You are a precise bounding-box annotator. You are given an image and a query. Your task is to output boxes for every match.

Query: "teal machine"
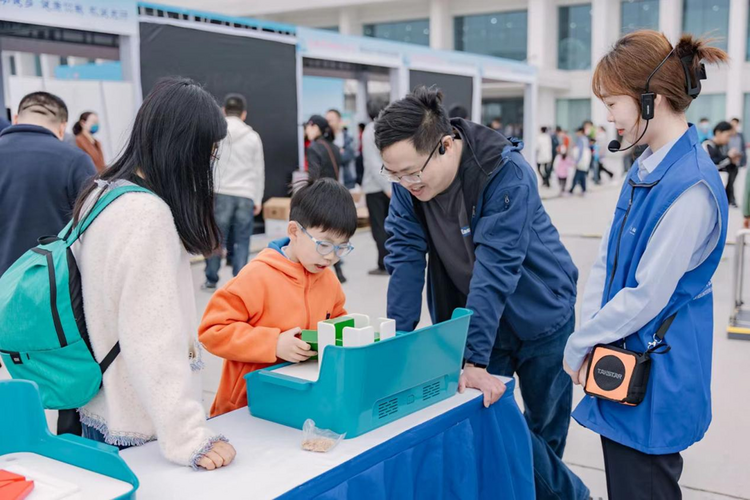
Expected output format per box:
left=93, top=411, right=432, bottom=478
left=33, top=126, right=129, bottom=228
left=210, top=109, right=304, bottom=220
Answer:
left=0, top=380, right=139, bottom=498
left=246, top=308, right=472, bottom=438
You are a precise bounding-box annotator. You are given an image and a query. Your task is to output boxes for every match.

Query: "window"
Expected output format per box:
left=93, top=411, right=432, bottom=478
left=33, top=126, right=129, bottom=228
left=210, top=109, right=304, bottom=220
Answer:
left=9, top=55, right=17, bottom=76
left=556, top=98, right=591, bottom=134
left=34, top=55, right=42, bottom=77
left=683, top=0, right=730, bottom=51
left=621, top=0, right=659, bottom=34
left=744, top=94, right=750, bottom=131
left=320, top=26, right=339, bottom=32
left=558, top=4, right=592, bottom=70
left=685, top=93, right=726, bottom=127
left=363, top=19, right=430, bottom=46
left=454, top=11, right=528, bottom=61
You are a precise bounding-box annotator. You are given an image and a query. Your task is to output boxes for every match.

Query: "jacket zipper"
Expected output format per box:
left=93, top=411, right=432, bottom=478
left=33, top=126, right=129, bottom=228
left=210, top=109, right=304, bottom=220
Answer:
left=605, top=183, right=636, bottom=303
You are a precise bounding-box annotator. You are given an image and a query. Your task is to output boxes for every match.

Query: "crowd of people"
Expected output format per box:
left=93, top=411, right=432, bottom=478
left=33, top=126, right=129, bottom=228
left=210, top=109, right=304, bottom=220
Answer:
left=535, top=114, right=750, bottom=213
left=0, top=27, right=739, bottom=500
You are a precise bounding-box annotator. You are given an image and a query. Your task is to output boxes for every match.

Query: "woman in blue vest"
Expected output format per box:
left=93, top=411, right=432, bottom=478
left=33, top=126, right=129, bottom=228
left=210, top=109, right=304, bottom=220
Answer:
left=563, top=31, right=729, bottom=498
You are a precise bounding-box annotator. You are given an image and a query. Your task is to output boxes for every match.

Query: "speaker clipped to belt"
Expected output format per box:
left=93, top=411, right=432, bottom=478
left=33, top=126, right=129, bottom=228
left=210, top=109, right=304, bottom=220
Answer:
left=584, top=314, right=676, bottom=406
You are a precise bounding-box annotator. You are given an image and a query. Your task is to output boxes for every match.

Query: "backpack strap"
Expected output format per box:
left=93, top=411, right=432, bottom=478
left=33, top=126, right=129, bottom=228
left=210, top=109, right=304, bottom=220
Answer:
left=64, top=185, right=154, bottom=245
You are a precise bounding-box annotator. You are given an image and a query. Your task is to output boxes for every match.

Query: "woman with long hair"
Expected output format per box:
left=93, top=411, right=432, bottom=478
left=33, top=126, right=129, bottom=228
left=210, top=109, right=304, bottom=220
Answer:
left=71, top=77, right=236, bottom=470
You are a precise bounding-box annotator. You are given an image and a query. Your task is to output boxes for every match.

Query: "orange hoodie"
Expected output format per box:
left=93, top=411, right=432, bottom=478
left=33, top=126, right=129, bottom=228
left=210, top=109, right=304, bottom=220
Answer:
left=199, top=245, right=347, bottom=417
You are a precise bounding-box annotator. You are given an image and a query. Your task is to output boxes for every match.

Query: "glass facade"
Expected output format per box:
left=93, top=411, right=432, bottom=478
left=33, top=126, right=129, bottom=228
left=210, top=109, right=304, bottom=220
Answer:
left=556, top=98, right=591, bottom=134
left=363, top=19, right=430, bottom=46
left=558, top=4, right=592, bottom=70
left=685, top=93, right=726, bottom=127
left=744, top=94, right=750, bottom=132
left=621, top=0, right=660, bottom=34
left=682, top=0, right=730, bottom=51
left=454, top=11, right=528, bottom=61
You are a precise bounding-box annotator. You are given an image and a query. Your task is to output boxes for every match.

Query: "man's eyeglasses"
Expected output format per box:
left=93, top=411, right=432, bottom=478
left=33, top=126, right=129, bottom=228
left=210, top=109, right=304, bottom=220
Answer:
left=380, top=138, right=443, bottom=184
left=297, top=223, right=354, bottom=257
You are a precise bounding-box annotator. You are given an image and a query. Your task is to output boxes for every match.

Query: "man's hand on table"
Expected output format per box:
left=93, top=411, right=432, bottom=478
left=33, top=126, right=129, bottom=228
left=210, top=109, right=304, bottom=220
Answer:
left=197, top=441, right=236, bottom=471
left=459, top=364, right=506, bottom=408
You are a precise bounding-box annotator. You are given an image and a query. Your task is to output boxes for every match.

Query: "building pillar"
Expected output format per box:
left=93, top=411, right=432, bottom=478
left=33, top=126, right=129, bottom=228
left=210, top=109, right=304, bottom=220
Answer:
left=727, top=0, right=748, bottom=120
left=659, top=0, right=682, bottom=43
left=429, top=0, right=452, bottom=50
left=591, top=0, right=620, bottom=126
left=527, top=0, right=555, bottom=70
left=338, top=7, right=362, bottom=37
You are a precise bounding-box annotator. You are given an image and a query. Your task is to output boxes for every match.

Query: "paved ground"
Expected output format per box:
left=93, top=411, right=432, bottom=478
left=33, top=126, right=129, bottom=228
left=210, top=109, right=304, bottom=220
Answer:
left=194, top=160, right=750, bottom=499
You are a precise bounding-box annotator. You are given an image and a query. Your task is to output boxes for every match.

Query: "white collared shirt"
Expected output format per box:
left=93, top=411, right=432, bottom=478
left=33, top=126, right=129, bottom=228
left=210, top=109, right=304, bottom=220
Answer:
left=564, top=138, right=721, bottom=370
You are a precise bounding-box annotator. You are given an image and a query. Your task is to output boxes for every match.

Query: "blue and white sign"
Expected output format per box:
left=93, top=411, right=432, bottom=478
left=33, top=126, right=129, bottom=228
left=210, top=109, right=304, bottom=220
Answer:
left=0, top=0, right=138, bottom=36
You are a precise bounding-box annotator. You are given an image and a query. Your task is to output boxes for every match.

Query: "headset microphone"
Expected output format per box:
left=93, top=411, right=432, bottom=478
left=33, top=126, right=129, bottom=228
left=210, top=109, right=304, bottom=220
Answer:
left=608, top=120, right=651, bottom=153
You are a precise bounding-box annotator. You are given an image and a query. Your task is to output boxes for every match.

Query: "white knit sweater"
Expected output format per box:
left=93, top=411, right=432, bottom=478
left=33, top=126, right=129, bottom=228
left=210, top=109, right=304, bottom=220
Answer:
left=71, top=181, right=225, bottom=468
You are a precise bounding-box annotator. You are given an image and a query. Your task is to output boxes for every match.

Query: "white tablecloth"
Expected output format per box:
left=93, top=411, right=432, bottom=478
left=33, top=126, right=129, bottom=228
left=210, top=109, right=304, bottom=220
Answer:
left=121, top=376, right=511, bottom=500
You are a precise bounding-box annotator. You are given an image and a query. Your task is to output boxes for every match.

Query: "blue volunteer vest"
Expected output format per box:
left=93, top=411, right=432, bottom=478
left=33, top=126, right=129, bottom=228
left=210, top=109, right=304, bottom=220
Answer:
left=573, top=125, right=728, bottom=455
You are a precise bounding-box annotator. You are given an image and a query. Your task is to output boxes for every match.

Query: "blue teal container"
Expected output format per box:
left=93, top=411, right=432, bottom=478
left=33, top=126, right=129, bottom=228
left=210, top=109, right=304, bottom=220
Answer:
left=245, top=308, right=472, bottom=438
left=0, top=380, right=139, bottom=499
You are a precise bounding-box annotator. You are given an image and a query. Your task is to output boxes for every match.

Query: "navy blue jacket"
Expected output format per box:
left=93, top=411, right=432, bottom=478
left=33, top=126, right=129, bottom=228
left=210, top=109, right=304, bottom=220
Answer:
left=0, top=125, right=96, bottom=275
left=385, top=119, right=578, bottom=365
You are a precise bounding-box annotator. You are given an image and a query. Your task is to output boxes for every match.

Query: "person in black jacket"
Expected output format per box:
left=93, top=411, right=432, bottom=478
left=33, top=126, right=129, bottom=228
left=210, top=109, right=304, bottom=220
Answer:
left=304, top=114, right=347, bottom=283
left=703, top=121, right=741, bottom=207
left=305, top=115, right=342, bottom=182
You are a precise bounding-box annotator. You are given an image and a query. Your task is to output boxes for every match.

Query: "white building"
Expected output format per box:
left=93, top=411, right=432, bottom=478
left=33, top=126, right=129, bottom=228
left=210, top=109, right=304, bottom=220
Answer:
left=162, top=0, right=748, bottom=134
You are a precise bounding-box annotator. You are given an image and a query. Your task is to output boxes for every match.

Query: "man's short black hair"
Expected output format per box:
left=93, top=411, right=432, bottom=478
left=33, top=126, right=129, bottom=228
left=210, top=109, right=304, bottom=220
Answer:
left=374, top=86, right=452, bottom=154
left=714, top=121, right=733, bottom=135
left=326, top=108, right=342, bottom=118
left=731, top=117, right=741, bottom=124
left=224, top=93, right=247, bottom=117
left=541, top=126, right=548, bottom=133
left=18, top=91, right=68, bottom=123
left=290, top=178, right=357, bottom=239
left=448, top=103, right=469, bottom=119
left=700, top=117, right=709, bottom=122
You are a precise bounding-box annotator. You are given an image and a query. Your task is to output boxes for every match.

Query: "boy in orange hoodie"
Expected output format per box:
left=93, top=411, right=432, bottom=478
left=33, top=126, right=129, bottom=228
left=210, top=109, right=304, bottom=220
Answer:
left=200, top=178, right=358, bottom=417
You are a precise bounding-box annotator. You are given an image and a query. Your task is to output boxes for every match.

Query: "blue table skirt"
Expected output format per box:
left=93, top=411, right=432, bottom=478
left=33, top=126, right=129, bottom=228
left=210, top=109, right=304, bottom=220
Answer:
left=279, top=379, right=534, bottom=500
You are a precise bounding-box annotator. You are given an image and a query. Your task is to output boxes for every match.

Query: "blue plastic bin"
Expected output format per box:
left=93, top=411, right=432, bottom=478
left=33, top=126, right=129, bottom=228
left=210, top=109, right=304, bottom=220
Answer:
left=0, top=379, right=139, bottom=499
left=245, top=308, right=472, bottom=438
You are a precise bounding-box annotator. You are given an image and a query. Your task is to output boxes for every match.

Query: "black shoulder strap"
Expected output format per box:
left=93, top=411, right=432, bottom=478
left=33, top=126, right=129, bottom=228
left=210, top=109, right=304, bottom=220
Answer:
left=655, top=313, right=677, bottom=341
left=99, top=342, right=120, bottom=375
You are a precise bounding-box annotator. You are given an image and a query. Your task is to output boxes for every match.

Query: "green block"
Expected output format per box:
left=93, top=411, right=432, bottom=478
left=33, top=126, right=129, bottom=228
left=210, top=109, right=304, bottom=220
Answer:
left=323, top=317, right=355, bottom=344
left=301, top=330, right=318, bottom=351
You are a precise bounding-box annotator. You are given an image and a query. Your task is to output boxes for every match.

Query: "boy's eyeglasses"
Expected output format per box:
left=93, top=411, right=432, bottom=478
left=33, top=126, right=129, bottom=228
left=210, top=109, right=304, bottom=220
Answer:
left=297, top=223, right=354, bottom=257
left=379, top=138, right=443, bottom=184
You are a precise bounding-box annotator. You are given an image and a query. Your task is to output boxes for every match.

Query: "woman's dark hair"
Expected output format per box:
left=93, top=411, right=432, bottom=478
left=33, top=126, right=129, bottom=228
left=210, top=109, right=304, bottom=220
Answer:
left=374, top=85, right=452, bottom=154
left=714, top=121, right=733, bottom=135
left=290, top=178, right=357, bottom=239
left=72, top=77, right=227, bottom=255
left=72, top=111, right=94, bottom=135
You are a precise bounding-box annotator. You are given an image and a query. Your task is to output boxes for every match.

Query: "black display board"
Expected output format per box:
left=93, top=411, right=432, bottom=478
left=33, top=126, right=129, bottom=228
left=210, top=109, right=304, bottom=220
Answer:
left=139, top=22, right=299, bottom=200
left=409, top=70, right=473, bottom=115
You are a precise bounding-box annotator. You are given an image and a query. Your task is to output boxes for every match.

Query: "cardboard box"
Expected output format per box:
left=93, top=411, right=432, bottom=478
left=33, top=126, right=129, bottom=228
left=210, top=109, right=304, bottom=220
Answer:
left=263, top=198, right=291, bottom=220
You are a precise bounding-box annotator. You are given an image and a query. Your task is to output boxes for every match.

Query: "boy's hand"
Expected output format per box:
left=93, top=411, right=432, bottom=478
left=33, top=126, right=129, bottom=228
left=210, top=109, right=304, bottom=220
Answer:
left=276, top=327, right=316, bottom=363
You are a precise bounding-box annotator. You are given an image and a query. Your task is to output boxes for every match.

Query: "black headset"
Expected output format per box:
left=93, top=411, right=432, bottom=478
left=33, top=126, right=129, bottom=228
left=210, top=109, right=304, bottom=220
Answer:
left=608, top=48, right=706, bottom=153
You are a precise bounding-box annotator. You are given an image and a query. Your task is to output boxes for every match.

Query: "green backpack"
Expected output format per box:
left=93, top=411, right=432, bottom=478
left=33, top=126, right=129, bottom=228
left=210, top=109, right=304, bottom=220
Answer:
left=0, top=184, right=153, bottom=410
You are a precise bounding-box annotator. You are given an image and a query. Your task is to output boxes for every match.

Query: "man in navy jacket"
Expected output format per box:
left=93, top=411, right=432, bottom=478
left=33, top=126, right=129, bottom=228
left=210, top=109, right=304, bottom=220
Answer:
left=376, top=87, right=587, bottom=500
left=0, top=92, right=96, bottom=276
left=0, top=92, right=95, bottom=437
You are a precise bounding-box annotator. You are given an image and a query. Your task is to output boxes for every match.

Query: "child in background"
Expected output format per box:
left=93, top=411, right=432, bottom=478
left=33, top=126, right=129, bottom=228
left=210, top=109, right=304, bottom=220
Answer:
left=199, top=178, right=358, bottom=417
left=554, top=148, right=573, bottom=196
